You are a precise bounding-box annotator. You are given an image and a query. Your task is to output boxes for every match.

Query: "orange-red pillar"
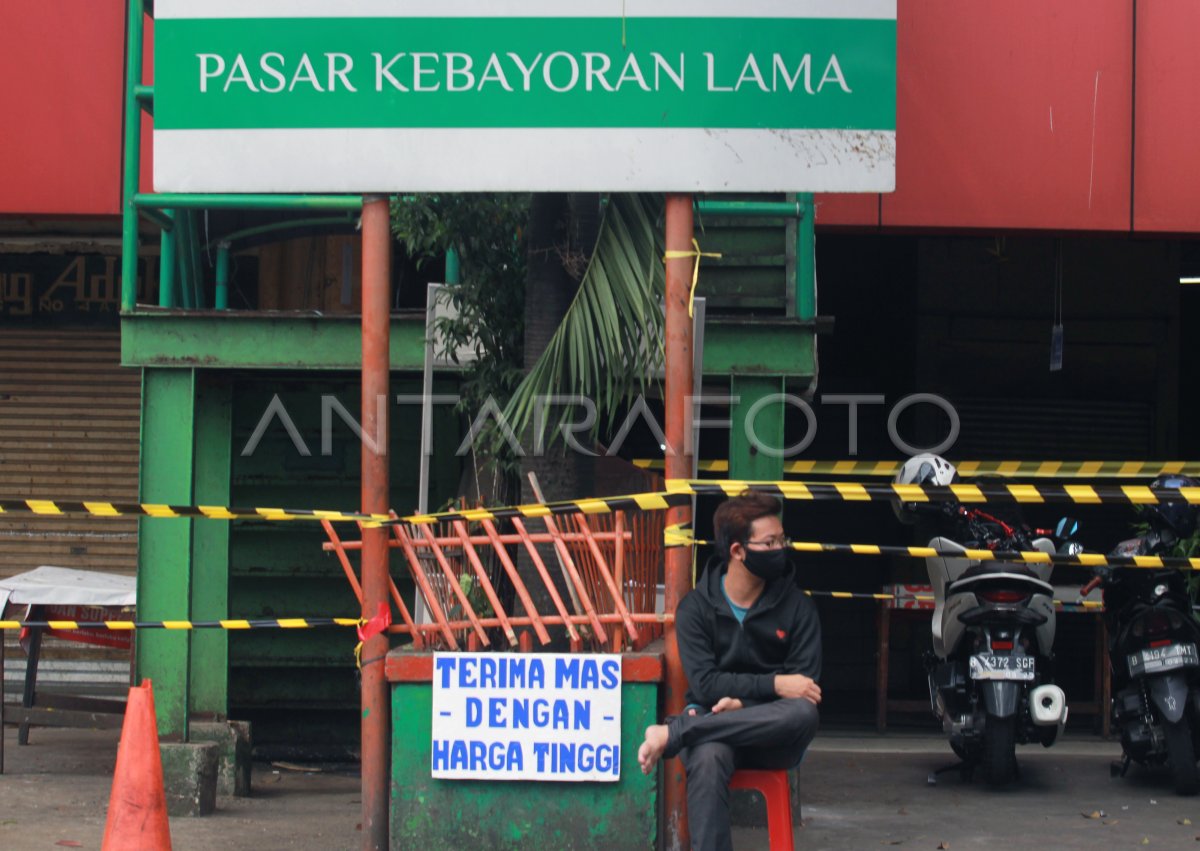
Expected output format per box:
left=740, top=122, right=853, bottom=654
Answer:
left=662, top=193, right=695, bottom=851
left=361, top=195, right=391, bottom=850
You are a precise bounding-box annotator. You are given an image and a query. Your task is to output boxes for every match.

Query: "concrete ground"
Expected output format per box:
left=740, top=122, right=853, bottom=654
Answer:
left=4, top=725, right=1200, bottom=849
left=0, top=726, right=360, bottom=850
left=737, top=729, right=1200, bottom=851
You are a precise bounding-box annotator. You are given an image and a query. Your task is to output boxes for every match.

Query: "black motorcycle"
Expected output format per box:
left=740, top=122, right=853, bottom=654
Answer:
left=1084, top=475, right=1200, bottom=795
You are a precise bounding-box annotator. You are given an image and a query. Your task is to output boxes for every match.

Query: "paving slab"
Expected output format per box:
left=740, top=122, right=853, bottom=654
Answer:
left=5, top=726, right=1200, bottom=849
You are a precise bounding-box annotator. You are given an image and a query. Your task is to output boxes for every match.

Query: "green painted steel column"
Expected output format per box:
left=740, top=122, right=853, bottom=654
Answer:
left=175, top=210, right=196, bottom=310
left=215, top=242, right=231, bottom=310
left=189, top=377, right=232, bottom=717
left=729, top=376, right=787, bottom=481
left=186, top=212, right=206, bottom=309
left=444, top=247, right=460, bottom=285
left=137, top=368, right=197, bottom=738
left=797, top=193, right=816, bottom=321
left=120, top=0, right=146, bottom=311
left=159, top=213, right=177, bottom=308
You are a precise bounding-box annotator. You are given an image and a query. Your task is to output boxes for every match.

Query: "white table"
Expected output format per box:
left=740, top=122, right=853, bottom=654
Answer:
left=0, top=567, right=136, bottom=772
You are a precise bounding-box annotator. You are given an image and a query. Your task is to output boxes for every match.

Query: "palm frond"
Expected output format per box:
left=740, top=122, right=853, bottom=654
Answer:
left=504, top=193, right=666, bottom=450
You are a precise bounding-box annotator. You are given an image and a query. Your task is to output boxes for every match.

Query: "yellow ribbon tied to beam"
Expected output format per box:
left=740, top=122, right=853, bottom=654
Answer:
left=664, top=238, right=722, bottom=318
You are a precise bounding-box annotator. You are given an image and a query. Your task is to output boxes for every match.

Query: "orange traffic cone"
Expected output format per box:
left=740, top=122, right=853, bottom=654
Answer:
left=102, top=679, right=172, bottom=850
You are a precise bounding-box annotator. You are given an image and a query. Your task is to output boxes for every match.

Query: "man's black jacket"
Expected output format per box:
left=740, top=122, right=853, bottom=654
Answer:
left=676, top=560, right=822, bottom=708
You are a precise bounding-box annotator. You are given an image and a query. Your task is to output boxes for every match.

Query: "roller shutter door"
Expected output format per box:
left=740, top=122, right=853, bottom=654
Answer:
left=0, top=328, right=139, bottom=693
left=951, top=397, right=1153, bottom=461
left=0, top=328, right=139, bottom=577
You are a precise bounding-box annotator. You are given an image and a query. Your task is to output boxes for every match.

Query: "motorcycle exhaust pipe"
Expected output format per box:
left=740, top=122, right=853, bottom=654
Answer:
left=1030, top=684, right=1068, bottom=728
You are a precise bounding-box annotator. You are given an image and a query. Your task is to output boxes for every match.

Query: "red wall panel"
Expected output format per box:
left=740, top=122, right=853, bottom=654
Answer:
left=0, top=2, right=126, bottom=217
left=140, top=17, right=154, bottom=194
left=814, top=193, right=880, bottom=228
left=883, top=0, right=1133, bottom=231
left=11, top=1, right=1195, bottom=235
left=1133, top=0, right=1200, bottom=233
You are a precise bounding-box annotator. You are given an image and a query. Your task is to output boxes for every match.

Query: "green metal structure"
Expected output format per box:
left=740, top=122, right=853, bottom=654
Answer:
left=120, top=0, right=818, bottom=748
left=390, top=679, right=659, bottom=850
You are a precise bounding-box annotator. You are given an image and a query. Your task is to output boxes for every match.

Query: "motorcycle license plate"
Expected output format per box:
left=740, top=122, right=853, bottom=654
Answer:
left=969, top=654, right=1035, bottom=681
left=1127, top=642, right=1200, bottom=676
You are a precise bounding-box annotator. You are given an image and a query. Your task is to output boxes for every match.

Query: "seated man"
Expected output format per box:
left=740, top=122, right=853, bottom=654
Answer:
left=638, top=491, right=821, bottom=851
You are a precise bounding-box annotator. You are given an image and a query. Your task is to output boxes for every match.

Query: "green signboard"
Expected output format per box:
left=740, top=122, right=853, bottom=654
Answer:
left=153, top=1, right=895, bottom=193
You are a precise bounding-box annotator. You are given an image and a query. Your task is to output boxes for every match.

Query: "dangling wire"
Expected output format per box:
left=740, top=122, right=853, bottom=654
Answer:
left=1054, top=240, right=1064, bottom=330
left=1050, top=240, right=1065, bottom=371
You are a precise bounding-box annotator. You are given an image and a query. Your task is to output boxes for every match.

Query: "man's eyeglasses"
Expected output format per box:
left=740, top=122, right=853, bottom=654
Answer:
left=745, top=536, right=792, bottom=550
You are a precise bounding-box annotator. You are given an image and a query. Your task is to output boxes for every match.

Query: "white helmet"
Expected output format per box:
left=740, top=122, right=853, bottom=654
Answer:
left=892, top=453, right=957, bottom=524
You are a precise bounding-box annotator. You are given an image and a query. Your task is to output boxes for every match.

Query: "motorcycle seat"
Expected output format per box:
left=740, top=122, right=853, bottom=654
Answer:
left=959, top=562, right=1039, bottom=580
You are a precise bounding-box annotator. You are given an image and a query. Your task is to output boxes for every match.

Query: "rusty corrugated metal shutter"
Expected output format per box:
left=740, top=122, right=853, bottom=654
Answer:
left=0, top=328, right=139, bottom=579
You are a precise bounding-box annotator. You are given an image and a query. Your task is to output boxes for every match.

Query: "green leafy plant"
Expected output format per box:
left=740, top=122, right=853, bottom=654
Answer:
left=502, top=193, right=666, bottom=448
left=392, top=193, right=665, bottom=477
left=391, top=194, right=530, bottom=492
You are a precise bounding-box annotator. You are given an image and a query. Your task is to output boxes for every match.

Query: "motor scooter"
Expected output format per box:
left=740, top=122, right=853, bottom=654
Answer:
left=924, top=506, right=1070, bottom=785
left=1082, top=479, right=1200, bottom=795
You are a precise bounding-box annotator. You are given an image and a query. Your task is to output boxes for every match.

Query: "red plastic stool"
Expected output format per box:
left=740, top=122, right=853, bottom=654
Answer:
left=729, top=769, right=795, bottom=851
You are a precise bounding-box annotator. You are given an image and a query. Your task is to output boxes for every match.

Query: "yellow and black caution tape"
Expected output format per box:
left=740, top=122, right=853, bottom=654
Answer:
left=666, top=524, right=1200, bottom=571
left=382, top=491, right=690, bottom=527
left=0, top=617, right=362, bottom=631
left=0, top=491, right=693, bottom=527
left=665, top=478, right=1200, bottom=506
left=6, top=474, right=1196, bottom=529
left=0, top=499, right=393, bottom=523
left=800, top=589, right=1104, bottom=610
left=634, top=459, right=1200, bottom=479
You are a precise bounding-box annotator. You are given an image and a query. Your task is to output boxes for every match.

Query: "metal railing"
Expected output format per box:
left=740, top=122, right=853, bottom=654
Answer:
left=322, top=507, right=667, bottom=653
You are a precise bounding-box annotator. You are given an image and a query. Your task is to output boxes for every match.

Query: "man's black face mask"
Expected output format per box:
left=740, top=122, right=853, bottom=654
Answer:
left=742, top=547, right=789, bottom=581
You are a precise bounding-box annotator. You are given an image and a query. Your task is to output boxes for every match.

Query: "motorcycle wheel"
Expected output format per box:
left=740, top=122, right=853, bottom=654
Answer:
left=1163, top=719, right=1199, bottom=796
left=982, top=714, right=1017, bottom=786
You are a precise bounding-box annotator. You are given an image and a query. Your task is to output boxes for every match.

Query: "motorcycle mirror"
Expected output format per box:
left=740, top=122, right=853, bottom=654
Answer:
left=1055, top=516, right=1079, bottom=540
